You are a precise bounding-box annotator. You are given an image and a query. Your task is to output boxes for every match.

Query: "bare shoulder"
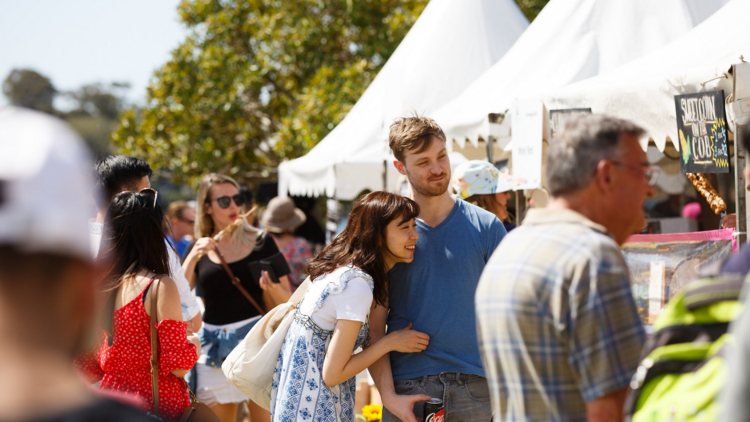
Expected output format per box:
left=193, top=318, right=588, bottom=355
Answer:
left=154, top=276, right=183, bottom=321
left=156, top=276, right=180, bottom=300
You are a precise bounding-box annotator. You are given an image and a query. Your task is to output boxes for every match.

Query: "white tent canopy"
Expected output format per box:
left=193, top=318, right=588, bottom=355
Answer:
left=431, top=0, right=729, bottom=149
left=543, top=0, right=750, bottom=151
left=278, top=0, right=528, bottom=199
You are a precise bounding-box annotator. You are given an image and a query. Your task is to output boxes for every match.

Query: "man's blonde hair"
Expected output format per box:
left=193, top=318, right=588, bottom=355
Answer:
left=389, top=115, right=447, bottom=163
left=166, top=200, right=191, bottom=222
left=164, top=200, right=192, bottom=233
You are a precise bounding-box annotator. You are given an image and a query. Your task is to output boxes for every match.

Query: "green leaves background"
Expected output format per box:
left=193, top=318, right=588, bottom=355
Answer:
left=113, top=0, right=547, bottom=188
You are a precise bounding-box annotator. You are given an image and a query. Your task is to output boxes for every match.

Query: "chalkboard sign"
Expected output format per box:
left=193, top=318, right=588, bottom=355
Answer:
left=549, top=108, right=591, bottom=140
left=674, top=90, right=729, bottom=173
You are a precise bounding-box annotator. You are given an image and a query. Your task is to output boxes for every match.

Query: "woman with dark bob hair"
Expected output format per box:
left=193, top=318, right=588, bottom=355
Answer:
left=270, top=191, right=430, bottom=422
left=76, top=189, right=201, bottom=420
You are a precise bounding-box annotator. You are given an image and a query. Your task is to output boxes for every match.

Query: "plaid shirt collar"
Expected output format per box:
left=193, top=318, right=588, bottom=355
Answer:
left=522, top=208, right=608, bottom=234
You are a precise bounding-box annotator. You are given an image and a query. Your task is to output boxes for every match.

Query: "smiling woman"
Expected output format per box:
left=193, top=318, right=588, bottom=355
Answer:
left=270, top=191, right=430, bottom=422
left=307, top=191, right=420, bottom=308
left=383, top=214, right=418, bottom=269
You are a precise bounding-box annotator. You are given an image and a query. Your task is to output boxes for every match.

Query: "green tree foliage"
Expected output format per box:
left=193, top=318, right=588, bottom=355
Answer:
left=515, top=0, right=549, bottom=22
left=2, top=68, right=128, bottom=158
left=3, top=69, right=56, bottom=114
left=114, top=0, right=548, bottom=188
left=64, top=83, right=131, bottom=158
left=113, top=0, right=430, bottom=187
left=67, top=83, right=129, bottom=120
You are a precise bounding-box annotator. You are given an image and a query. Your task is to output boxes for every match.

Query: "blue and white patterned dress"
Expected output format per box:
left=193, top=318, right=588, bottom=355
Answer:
left=271, top=267, right=374, bottom=422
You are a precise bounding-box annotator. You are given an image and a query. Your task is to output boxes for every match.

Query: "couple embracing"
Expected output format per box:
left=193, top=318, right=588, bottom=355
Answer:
left=271, top=116, right=506, bottom=422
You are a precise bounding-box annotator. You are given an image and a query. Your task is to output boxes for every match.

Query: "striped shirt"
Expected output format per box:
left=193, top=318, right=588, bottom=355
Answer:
left=475, top=208, right=645, bottom=421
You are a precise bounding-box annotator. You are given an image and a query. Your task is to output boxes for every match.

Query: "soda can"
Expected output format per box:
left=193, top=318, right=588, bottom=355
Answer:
left=424, top=398, right=444, bottom=422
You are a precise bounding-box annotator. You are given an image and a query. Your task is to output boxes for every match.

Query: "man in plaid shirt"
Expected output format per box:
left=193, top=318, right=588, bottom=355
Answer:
left=476, top=114, right=654, bottom=422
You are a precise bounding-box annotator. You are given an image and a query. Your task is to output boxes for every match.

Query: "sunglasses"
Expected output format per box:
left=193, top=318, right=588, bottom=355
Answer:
left=139, top=188, right=158, bottom=208
left=178, top=216, right=195, bottom=225
left=212, top=194, right=245, bottom=209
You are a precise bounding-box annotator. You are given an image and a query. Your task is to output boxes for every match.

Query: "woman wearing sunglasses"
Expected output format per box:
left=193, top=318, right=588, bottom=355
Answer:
left=183, top=173, right=292, bottom=422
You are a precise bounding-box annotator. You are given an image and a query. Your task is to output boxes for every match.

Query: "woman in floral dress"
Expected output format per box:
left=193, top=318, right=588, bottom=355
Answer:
left=271, top=191, right=430, bottom=422
left=76, top=189, right=201, bottom=420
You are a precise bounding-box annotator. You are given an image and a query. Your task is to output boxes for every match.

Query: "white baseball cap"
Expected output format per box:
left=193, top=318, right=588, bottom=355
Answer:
left=0, top=107, right=95, bottom=261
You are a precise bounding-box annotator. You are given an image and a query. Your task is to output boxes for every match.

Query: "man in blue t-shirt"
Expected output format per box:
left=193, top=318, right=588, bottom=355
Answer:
left=369, top=116, right=506, bottom=422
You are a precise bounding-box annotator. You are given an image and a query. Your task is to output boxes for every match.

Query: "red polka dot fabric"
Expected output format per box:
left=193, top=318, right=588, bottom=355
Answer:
left=75, top=280, right=198, bottom=421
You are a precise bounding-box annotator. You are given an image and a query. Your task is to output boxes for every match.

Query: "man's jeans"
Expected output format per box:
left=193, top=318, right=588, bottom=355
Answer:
left=382, top=373, right=491, bottom=422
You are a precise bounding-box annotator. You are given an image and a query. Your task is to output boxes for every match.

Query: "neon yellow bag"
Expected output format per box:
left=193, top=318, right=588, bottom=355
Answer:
left=625, top=275, right=745, bottom=422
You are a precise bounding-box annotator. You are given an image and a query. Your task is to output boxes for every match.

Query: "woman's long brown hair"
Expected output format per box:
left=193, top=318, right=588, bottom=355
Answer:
left=98, top=191, right=171, bottom=335
left=307, top=191, right=419, bottom=307
left=464, top=194, right=510, bottom=222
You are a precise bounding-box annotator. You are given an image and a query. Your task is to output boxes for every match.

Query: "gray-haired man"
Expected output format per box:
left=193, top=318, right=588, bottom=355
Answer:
left=476, top=115, right=654, bottom=422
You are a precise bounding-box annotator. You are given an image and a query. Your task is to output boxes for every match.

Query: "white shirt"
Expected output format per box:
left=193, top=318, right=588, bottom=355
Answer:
left=89, top=220, right=201, bottom=320
left=298, top=266, right=373, bottom=331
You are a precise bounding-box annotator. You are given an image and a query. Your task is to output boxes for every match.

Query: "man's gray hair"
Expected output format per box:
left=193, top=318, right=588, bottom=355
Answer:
left=546, top=114, right=646, bottom=197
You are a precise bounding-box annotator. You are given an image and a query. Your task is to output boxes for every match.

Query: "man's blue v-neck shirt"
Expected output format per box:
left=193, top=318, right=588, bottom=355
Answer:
left=387, top=199, right=507, bottom=380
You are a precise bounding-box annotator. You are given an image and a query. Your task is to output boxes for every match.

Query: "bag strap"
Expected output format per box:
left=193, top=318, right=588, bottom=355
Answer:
left=149, top=275, right=162, bottom=417
left=149, top=275, right=206, bottom=421
left=178, top=379, right=199, bottom=422
left=683, top=277, right=745, bottom=311
left=291, top=276, right=311, bottom=305
left=215, top=245, right=266, bottom=316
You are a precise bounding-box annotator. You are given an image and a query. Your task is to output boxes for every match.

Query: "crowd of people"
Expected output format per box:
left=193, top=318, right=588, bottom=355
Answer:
left=4, top=104, right=750, bottom=422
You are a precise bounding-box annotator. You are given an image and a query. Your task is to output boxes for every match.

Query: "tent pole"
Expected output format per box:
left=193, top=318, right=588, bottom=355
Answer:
left=515, top=190, right=526, bottom=226
left=736, top=123, right=747, bottom=249
left=325, top=198, right=340, bottom=245
left=486, top=135, right=495, bottom=163
left=383, top=159, right=388, bottom=192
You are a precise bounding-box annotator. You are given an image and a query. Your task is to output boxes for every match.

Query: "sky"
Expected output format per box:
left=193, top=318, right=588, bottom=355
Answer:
left=0, top=0, right=187, bottom=107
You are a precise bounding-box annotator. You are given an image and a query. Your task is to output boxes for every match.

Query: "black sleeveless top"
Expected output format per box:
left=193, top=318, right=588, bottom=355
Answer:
left=186, top=233, right=287, bottom=325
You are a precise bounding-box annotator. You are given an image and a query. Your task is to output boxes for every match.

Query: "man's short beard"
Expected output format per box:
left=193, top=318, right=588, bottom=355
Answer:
left=407, top=170, right=450, bottom=197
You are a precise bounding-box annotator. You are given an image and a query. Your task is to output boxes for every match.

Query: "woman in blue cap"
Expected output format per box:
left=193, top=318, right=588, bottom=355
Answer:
left=451, top=160, right=520, bottom=232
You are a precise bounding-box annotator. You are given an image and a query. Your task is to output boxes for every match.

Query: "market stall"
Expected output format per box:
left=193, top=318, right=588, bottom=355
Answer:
left=278, top=0, right=529, bottom=200
left=427, top=0, right=729, bottom=222
left=624, top=230, right=736, bottom=324
left=430, top=0, right=728, bottom=151
left=530, top=0, right=750, bottom=323
left=542, top=0, right=749, bottom=151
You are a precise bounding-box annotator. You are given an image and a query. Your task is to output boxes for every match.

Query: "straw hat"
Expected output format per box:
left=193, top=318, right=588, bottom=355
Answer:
left=261, top=197, right=307, bottom=233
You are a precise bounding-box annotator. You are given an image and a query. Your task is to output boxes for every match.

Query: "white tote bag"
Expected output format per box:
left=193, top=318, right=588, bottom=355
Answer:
left=221, top=277, right=311, bottom=411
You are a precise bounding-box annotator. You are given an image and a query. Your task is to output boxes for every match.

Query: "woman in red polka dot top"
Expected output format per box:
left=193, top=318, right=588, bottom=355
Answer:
left=76, top=189, right=201, bottom=420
